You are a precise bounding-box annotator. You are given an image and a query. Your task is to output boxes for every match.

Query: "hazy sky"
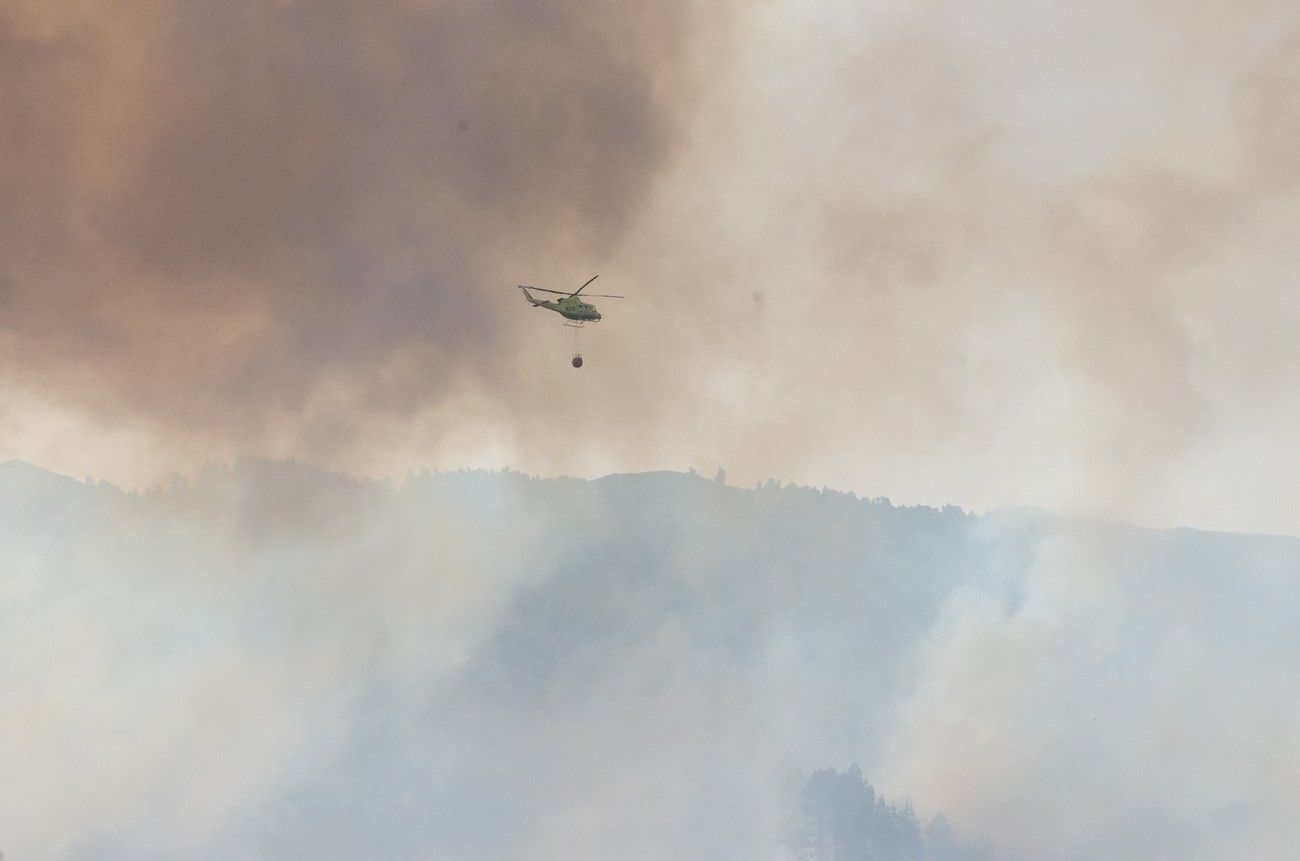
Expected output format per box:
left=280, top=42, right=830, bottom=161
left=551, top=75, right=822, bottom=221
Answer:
left=1, top=0, right=1296, bottom=534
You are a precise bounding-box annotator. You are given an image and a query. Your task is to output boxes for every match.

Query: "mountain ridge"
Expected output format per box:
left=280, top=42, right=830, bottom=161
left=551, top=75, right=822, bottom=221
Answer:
left=5, top=456, right=1296, bottom=543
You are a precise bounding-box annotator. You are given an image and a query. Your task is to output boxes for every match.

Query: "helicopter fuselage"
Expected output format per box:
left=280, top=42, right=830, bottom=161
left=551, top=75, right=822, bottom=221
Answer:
left=522, top=289, right=602, bottom=321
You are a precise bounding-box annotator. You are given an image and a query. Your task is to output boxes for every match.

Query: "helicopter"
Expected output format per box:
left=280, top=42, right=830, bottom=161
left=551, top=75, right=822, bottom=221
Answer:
left=518, top=276, right=625, bottom=368
left=517, top=275, right=624, bottom=323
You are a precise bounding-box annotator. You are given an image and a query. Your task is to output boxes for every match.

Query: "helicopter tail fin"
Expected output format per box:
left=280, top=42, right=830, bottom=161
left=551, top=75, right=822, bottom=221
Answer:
left=520, top=286, right=543, bottom=306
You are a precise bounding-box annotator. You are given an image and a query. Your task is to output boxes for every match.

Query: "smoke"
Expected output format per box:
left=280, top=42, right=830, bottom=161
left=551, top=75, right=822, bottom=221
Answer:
left=0, top=0, right=721, bottom=437
left=882, top=516, right=1300, bottom=858
left=599, top=0, right=1300, bottom=533
left=1, top=0, right=1296, bottom=534
left=2, top=462, right=1298, bottom=858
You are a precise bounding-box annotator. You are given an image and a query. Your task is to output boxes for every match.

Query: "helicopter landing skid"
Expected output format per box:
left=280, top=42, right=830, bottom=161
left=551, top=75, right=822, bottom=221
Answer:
left=562, top=321, right=585, bottom=329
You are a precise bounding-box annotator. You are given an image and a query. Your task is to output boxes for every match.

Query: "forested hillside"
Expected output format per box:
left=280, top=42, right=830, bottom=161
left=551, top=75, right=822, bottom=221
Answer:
left=2, top=460, right=1296, bottom=859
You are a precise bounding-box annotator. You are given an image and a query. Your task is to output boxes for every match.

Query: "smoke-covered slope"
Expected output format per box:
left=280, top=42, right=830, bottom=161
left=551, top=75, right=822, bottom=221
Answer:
left=1, top=460, right=1297, bottom=859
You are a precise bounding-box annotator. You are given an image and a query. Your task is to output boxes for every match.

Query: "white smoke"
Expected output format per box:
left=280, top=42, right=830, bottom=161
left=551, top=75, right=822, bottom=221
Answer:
left=1, top=462, right=1297, bottom=858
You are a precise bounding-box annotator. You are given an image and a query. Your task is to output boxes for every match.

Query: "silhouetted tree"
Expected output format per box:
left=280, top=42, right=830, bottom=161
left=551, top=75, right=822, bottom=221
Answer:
left=791, top=766, right=924, bottom=860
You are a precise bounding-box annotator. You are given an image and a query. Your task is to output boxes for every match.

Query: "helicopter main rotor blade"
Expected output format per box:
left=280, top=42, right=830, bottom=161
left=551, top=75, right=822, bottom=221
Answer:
left=517, top=281, right=623, bottom=298
left=517, top=285, right=573, bottom=296
left=570, top=275, right=600, bottom=296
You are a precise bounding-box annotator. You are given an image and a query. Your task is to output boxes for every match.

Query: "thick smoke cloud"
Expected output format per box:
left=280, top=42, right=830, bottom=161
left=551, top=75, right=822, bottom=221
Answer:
left=0, top=0, right=710, bottom=434
left=1, top=0, right=1296, bottom=535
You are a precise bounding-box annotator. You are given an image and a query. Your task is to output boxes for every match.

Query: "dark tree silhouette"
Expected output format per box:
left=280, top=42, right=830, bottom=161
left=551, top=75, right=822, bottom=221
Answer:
left=792, top=765, right=987, bottom=860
